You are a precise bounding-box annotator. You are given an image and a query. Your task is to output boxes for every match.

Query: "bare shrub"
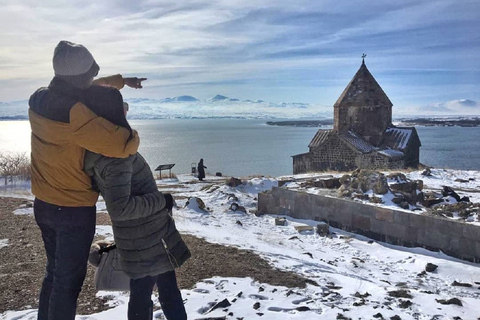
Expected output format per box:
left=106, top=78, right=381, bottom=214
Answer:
left=0, top=152, right=31, bottom=185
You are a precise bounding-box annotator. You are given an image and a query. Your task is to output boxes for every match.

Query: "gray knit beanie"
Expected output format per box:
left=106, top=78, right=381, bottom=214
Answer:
left=53, top=40, right=100, bottom=88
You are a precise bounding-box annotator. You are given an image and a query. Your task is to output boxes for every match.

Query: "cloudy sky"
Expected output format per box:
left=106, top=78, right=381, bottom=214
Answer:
left=0, top=0, right=479, bottom=112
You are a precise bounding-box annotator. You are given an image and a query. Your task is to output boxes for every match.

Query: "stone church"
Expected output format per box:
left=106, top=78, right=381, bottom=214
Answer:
left=293, top=60, right=421, bottom=173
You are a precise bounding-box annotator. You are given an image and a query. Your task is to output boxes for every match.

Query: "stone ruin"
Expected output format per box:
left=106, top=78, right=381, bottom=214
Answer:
left=297, top=169, right=479, bottom=222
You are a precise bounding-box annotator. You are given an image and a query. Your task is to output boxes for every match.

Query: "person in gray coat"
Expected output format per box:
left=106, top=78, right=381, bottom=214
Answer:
left=84, top=97, right=190, bottom=320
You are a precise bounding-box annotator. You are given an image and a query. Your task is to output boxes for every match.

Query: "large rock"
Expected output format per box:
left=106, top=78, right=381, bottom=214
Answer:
left=390, top=181, right=418, bottom=194
left=387, top=172, right=408, bottom=183
left=421, top=168, right=432, bottom=176
left=316, top=222, right=330, bottom=236
left=338, top=170, right=389, bottom=195
left=294, top=225, right=314, bottom=233
left=185, top=197, right=208, bottom=212
left=324, top=178, right=341, bottom=189
left=229, top=202, right=247, bottom=213
left=300, top=178, right=340, bottom=189
left=442, top=186, right=461, bottom=202
left=337, top=184, right=352, bottom=197
left=226, top=177, right=243, bottom=187
left=357, top=170, right=388, bottom=194
left=275, top=217, right=287, bottom=226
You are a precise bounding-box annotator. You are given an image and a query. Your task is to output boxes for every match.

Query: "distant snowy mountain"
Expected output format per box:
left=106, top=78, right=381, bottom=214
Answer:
left=0, top=100, right=28, bottom=120
left=0, top=95, right=329, bottom=120
left=4, top=96, right=477, bottom=121
left=160, top=95, right=199, bottom=103
left=121, top=96, right=330, bottom=120
left=419, top=99, right=480, bottom=115
left=207, top=94, right=230, bottom=102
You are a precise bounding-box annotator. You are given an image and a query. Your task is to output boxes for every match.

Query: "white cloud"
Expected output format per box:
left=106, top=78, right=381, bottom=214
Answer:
left=0, top=0, right=478, bottom=106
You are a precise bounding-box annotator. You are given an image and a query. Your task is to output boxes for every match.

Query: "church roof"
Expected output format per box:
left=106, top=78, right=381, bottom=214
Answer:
left=333, top=61, right=392, bottom=108
left=340, top=131, right=375, bottom=153
left=380, top=126, right=420, bottom=150
left=308, top=129, right=333, bottom=148
left=309, top=129, right=376, bottom=154
left=377, top=148, right=404, bottom=158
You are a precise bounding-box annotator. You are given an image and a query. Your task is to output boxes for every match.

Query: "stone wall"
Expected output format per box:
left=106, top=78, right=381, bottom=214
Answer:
left=292, top=153, right=311, bottom=174
left=311, top=137, right=358, bottom=171
left=356, top=153, right=405, bottom=170
left=404, top=139, right=421, bottom=168
left=258, top=187, right=480, bottom=262
left=334, top=105, right=392, bottom=146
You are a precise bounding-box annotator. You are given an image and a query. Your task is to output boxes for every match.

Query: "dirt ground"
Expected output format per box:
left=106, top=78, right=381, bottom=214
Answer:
left=0, top=197, right=312, bottom=315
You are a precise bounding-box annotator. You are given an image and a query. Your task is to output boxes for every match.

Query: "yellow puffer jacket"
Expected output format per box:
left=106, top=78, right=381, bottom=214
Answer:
left=29, top=75, right=140, bottom=207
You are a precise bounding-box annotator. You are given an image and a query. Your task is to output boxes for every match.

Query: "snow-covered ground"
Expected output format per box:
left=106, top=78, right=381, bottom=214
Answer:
left=1, top=169, right=480, bottom=319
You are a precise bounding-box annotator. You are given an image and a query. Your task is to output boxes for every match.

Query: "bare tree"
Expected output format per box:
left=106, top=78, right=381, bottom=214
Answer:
left=0, top=152, right=31, bottom=185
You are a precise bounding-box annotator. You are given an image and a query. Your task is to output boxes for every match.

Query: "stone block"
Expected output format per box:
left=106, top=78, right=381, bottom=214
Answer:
left=462, top=224, right=480, bottom=241
left=375, top=208, right=394, bottom=222
left=475, top=242, right=480, bottom=260
left=327, top=209, right=352, bottom=227
left=370, top=218, right=386, bottom=234
left=364, top=230, right=385, bottom=242
left=312, top=209, right=328, bottom=222
left=393, top=211, right=410, bottom=226
left=350, top=202, right=374, bottom=218
left=432, top=218, right=464, bottom=235
left=275, top=217, right=287, bottom=226
left=404, top=226, right=419, bottom=244
left=283, top=189, right=297, bottom=201
left=424, top=231, right=452, bottom=249
left=416, top=228, right=434, bottom=247
left=352, top=214, right=370, bottom=231
left=316, top=222, right=330, bottom=236
left=452, top=238, right=477, bottom=258
left=385, top=223, right=406, bottom=239
left=443, top=236, right=461, bottom=256
left=257, top=192, right=270, bottom=214
left=385, top=234, right=403, bottom=246
left=295, top=194, right=311, bottom=218
left=271, top=187, right=281, bottom=196
left=278, top=207, right=292, bottom=216
left=409, top=213, right=427, bottom=228
left=268, top=197, right=279, bottom=213
left=315, top=196, right=327, bottom=207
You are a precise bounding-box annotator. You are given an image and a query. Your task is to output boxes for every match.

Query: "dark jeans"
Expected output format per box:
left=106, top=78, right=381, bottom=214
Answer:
left=128, top=270, right=187, bottom=320
left=34, top=198, right=96, bottom=320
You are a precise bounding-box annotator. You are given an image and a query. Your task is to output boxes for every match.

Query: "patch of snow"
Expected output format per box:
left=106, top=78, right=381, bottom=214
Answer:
left=378, top=148, right=404, bottom=157
left=0, top=239, right=9, bottom=249
left=13, top=207, right=33, bottom=215
left=385, top=127, right=413, bottom=149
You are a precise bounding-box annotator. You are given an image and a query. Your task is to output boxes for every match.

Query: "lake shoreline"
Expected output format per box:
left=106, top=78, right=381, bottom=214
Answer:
left=266, top=117, right=480, bottom=127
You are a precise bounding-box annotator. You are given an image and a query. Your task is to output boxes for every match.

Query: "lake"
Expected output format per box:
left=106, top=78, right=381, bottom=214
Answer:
left=1, top=119, right=480, bottom=177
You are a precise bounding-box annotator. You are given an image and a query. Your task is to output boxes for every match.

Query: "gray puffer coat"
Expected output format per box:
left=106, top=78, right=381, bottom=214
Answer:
left=84, top=151, right=190, bottom=279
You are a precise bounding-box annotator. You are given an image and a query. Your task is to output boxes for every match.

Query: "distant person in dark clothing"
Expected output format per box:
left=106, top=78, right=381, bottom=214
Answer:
left=197, top=159, right=207, bottom=181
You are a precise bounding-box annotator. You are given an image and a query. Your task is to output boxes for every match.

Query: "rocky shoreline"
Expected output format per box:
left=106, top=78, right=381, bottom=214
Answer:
left=398, top=117, right=480, bottom=127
